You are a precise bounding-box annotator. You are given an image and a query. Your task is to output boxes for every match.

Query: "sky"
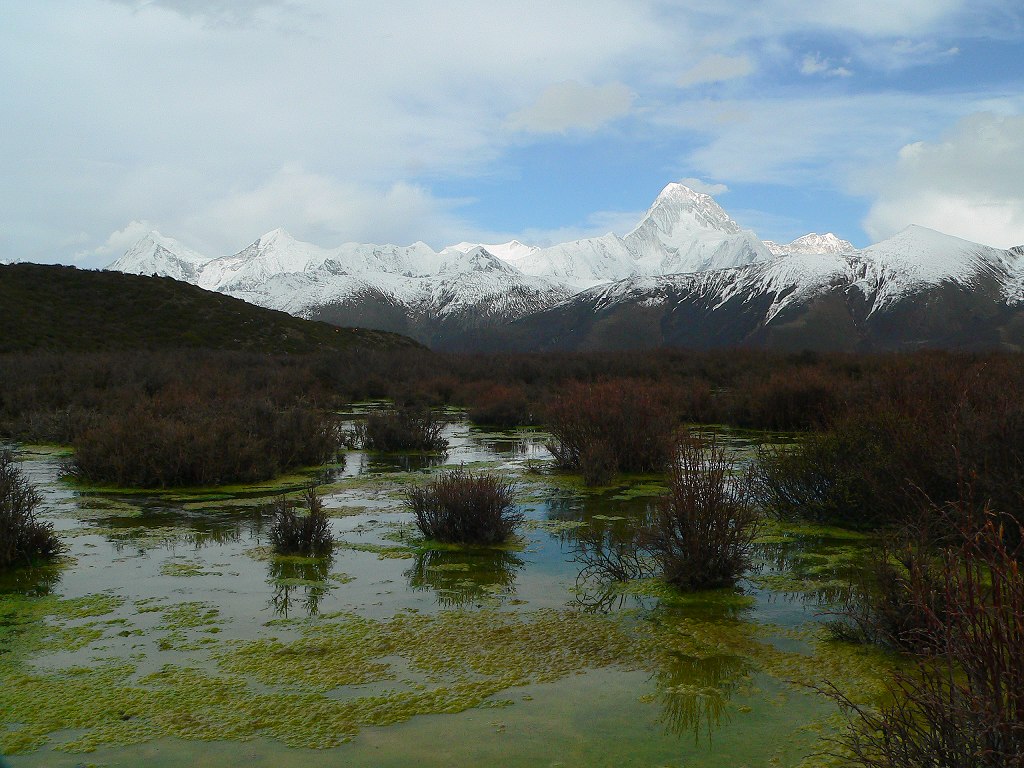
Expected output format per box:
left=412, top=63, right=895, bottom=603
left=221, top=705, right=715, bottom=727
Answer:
left=2, top=0, right=1023, bottom=267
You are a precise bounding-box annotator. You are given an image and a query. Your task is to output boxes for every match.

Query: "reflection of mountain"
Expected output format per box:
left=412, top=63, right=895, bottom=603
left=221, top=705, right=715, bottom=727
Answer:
left=267, top=556, right=333, bottom=618
left=405, top=547, right=523, bottom=608
left=653, top=651, right=751, bottom=743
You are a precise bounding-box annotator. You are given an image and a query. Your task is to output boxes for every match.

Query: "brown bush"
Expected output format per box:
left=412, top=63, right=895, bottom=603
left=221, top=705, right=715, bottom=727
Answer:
left=543, top=379, right=678, bottom=483
left=358, top=406, right=448, bottom=452
left=267, top=486, right=334, bottom=556
left=406, top=468, right=521, bottom=545
left=642, top=434, right=760, bottom=590
left=465, top=383, right=532, bottom=428
left=0, top=450, right=63, bottom=568
left=823, top=509, right=1024, bottom=768
left=70, top=401, right=339, bottom=488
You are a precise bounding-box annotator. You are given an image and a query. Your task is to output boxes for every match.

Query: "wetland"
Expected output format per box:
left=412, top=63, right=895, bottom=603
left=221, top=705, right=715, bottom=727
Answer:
left=1, top=413, right=891, bottom=768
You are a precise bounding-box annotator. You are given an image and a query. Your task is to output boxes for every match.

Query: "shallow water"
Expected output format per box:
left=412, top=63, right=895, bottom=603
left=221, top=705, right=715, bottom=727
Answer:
left=1, top=419, right=889, bottom=767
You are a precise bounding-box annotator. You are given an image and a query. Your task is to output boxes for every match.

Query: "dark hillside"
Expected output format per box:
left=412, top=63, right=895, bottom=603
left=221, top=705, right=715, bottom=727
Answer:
left=0, top=264, right=420, bottom=354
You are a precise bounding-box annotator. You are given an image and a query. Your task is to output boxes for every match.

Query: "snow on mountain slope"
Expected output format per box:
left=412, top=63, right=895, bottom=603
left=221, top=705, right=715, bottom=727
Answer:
left=764, top=233, right=855, bottom=256
left=437, top=245, right=519, bottom=276
left=511, top=233, right=638, bottom=290
left=566, top=224, right=1020, bottom=325
left=109, top=231, right=210, bottom=283
left=623, top=183, right=771, bottom=272
left=576, top=250, right=853, bottom=324
left=197, top=229, right=337, bottom=292
left=853, top=225, right=1016, bottom=312
left=449, top=240, right=539, bottom=262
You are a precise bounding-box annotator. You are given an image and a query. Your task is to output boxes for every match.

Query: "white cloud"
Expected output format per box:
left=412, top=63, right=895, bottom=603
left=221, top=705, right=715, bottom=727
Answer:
left=659, top=93, right=965, bottom=186
left=678, top=178, right=729, bottom=196
left=799, top=53, right=853, bottom=77
left=507, top=81, right=634, bottom=134
left=82, top=220, right=162, bottom=262
left=677, top=55, right=753, bottom=87
left=183, top=167, right=475, bottom=250
left=2, top=0, right=1022, bottom=265
left=513, top=208, right=646, bottom=247
left=862, top=112, right=1024, bottom=248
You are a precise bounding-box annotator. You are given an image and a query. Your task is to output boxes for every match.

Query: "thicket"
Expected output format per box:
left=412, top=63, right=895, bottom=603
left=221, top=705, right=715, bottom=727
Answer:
left=0, top=351, right=344, bottom=487
left=642, top=434, right=759, bottom=590
left=0, top=450, right=63, bottom=568
left=754, top=355, right=1024, bottom=535
left=3, top=347, right=1023, bottom=496
left=544, top=379, right=679, bottom=484
left=354, top=406, right=448, bottom=452
left=405, top=468, right=521, bottom=545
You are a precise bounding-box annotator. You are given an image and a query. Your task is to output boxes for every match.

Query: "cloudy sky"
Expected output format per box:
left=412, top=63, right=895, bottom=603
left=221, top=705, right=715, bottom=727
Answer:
left=2, top=0, right=1023, bottom=266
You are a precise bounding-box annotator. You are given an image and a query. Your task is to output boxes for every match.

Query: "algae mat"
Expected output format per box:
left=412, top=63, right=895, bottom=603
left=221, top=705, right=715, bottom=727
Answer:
left=1, top=424, right=888, bottom=767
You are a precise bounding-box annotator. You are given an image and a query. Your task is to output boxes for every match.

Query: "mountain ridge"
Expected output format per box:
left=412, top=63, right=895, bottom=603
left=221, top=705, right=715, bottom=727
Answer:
left=106, top=184, right=1024, bottom=352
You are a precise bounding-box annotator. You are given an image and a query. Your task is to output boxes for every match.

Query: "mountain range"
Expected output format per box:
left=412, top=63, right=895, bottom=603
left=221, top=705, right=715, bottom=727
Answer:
left=108, top=183, right=1024, bottom=352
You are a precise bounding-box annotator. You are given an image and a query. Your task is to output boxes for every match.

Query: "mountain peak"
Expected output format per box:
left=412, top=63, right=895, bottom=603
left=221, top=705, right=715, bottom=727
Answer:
left=256, top=227, right=296, bottom=246
left=655, top=182, right=708, bottom=203
left=630, top=183, right=741, bottom=239
left=108, top=230, right=210, bottom=282
left=766, top=232, right=856, bottom=256
left=621, top=182, right=768, bottom=271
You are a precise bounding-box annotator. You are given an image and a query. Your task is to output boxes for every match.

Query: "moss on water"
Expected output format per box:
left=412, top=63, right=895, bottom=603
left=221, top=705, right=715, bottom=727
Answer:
left=520, top=518, right=586, bottom=534
left=334, top=540, right=415, bottom=559
left=0, top=582, right=895, bottom=756
left=160, top=559, right=220, bottom=578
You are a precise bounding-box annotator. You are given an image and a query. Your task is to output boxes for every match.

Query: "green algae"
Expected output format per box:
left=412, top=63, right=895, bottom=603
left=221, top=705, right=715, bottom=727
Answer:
left=160, top=559, right=221, bottom=578
left=0, top=582, right=896, bottom=756
left=520, top=518, right=587, bottom=534
left=334, top=540, right=415, bottom=559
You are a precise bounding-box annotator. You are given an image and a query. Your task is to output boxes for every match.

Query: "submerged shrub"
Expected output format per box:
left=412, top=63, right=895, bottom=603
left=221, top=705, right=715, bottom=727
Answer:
left=544, top=380, right=676, bottom=485
left=641, top=434, right=759, bottom=590
left=0, top=450, right=64, bottom=568
left=360, top=406, right=448, bottom=452
left=267, top=486, right=334, bottom=556
left=405, top=468, right=521, bottom=545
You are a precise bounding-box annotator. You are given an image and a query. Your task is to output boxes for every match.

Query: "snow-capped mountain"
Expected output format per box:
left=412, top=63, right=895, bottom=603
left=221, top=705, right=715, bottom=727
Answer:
left=499, top=225, right=1024, bottom=352
left=109, top=231, right=209, bottom=283
left=107, top=183, right=1024, bottom=351
left=765, top=232, right=855, bottom=257
left=623, top=183, right=770, bottom=272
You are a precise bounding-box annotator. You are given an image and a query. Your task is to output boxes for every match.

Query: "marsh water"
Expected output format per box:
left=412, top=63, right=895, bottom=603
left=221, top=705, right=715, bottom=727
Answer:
left=1, top=413, right=890, bottom=767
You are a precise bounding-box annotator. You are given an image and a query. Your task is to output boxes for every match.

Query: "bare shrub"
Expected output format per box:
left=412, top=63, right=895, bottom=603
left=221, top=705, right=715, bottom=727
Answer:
left=361, top=406, right=448, bottom=452
left=0, top=450, right=64, bottom=568
left=823, top=509, right=1024, bottom=768
left=642, top=434, right=760, bottom=590
left=405, top=468, right=521, bottom=545
left=267, top=486, right=334, bottom=556
left=544, top=379, right=677, bottom=484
